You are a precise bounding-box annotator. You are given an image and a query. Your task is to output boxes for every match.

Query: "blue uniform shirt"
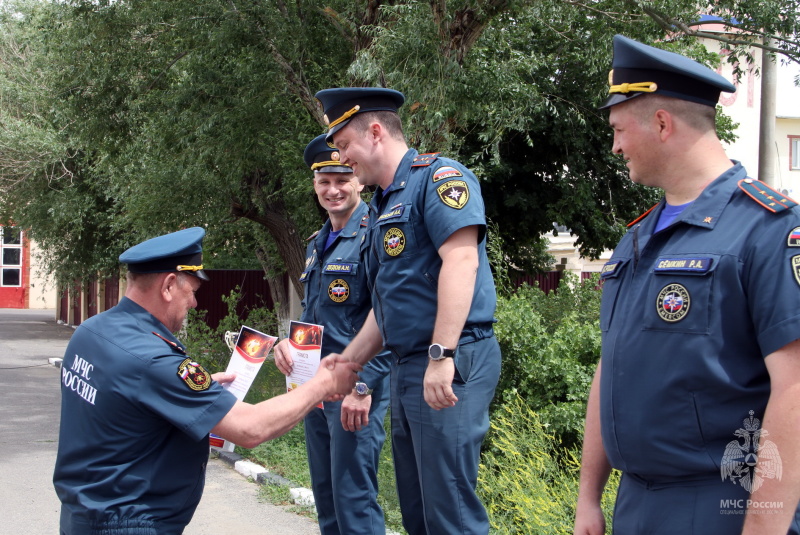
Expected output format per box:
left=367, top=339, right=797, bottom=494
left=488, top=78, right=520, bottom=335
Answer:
left=299, top=201, right=390, bottom=387
left=54, top=297, right=237, bottom=534
left=599, top=162, right=800, bottom=479
left=365, top=149, right=497, bottom=358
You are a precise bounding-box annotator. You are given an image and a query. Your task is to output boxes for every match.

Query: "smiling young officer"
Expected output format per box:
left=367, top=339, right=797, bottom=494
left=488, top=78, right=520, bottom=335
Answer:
left=574, top=35, right=800, bottom=535
left=314, top=87, right=501, bottom=535
left=273, top=135, right=391, bottom=535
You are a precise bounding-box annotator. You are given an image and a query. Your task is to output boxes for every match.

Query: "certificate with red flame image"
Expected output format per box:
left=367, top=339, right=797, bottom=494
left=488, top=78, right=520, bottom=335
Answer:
left=223, top=325, right=277, bottom=401
left=286, top=320, right=324, bottom=408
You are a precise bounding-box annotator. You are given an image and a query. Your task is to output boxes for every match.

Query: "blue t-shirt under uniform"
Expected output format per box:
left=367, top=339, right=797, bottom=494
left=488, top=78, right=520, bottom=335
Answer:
left=54, top=297, right=237, bottom=535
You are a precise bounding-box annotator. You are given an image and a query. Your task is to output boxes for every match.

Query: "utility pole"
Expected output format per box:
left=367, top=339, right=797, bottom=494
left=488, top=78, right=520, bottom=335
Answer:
left=758, top=38, right=777, bottom=185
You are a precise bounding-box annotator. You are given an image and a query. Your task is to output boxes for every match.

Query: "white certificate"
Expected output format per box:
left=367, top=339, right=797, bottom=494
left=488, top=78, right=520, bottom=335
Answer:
left=286, top=320, right=324, bottom=408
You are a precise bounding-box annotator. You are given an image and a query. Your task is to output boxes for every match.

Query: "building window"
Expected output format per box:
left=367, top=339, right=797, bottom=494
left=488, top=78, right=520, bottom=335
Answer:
left=0, top=226, right=22, bottom=287
left=791, top=136, right=800, bottom=170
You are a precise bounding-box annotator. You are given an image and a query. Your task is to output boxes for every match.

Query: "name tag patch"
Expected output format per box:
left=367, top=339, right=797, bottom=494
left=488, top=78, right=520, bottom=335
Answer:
left=601, top=261, right=621, bottom=277
left=324, top=263, right=353, bottom=273
left=377, top=206, right=405, bottom=222
left=654, top=257, right=712, bottom=273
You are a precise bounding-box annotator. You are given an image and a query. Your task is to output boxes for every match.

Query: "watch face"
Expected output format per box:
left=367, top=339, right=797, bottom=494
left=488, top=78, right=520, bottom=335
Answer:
left=429, top=344, right=442, bottom=359
left=356, top=383, right=369, bottom=395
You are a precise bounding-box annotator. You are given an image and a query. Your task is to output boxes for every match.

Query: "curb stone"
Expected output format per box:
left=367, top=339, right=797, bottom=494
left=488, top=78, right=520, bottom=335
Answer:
left=210, top=448, right=313, bottom=506
left=209, top=449, right=403, bottom=535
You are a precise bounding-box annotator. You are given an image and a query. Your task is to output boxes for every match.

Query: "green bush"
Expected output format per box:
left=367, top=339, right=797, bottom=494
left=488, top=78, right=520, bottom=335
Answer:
left=493, top=273, right=601, bottom=448
left=479, top=394, right=619, bottom=534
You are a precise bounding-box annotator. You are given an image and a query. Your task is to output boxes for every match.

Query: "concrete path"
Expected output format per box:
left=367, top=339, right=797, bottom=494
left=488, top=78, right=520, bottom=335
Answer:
left=0, top=308, right=320, bottom=535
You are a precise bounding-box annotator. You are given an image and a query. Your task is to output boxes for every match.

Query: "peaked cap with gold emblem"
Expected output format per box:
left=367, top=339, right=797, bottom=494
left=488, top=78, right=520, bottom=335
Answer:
left=303, top=134, right=353, bottom=174
left=119, top=227, right=209, bottom=281
left=315, top=87, right=405, bottom=142
left=600, top=34, right=736, bottom=110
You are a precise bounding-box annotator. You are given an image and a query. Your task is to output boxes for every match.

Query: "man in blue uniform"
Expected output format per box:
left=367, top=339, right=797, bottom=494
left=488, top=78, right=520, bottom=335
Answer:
left=574, top=35, right=800, bottom=534
left=273, top=135, right=391, bottom=535
left=314, top=87, right=502, bottom=535
left=54, top=227, right=361, bottom=535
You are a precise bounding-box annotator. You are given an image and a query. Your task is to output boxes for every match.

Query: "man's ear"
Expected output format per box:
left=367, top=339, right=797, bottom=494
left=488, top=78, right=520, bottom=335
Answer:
left=368, top=121, right=382, bottom=143
left=160, top=272, right=178, bottom=302
left=653, top=109, right=674, bottom=142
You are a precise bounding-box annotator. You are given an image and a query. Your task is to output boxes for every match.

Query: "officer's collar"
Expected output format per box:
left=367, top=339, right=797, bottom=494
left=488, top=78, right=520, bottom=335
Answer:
left=318, top=201, right=368, bottom=243
left=642, top=161, right=744, bottom=232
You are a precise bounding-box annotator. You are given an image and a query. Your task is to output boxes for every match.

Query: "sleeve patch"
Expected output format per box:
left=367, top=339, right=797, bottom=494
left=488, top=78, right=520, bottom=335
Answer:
left=432, top=166, right=463, bottom=182
left=436, top=180, right=470, bottom=209
left=787, top=227, right=800, bottom=247
left=177, top=358, right=212, bottom=392
left=792, top=255, right=800, bottom=288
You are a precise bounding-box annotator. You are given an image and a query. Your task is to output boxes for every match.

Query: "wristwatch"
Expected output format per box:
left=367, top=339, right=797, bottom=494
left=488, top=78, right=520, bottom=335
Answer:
left=354, top=382, right=373, bottom=396
left=428, top=343, right=456, bottom=361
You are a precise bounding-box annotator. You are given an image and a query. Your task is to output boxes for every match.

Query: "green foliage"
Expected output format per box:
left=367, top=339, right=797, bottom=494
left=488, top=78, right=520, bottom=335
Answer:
left=493, top=273, right=602, bottom=447
left=479, top=394, right=620, bottom=534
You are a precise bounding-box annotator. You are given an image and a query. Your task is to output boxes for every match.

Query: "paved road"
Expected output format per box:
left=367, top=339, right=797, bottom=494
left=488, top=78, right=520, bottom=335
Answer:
left=0, top=308, right=320, bottom=535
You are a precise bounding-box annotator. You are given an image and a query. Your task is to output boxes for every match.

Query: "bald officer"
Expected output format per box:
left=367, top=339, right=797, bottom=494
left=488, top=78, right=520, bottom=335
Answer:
left=315, top=87, right=501, bottom=535
left=54, top=227, right=360, bottom=535
left=273, top=135, right=391, bottom=535
left=574, top=35, right=800, bottom=534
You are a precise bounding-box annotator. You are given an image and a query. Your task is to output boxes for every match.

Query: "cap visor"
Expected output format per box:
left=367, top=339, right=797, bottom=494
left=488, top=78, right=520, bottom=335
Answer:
left=599, top=92, right=643, bottom=110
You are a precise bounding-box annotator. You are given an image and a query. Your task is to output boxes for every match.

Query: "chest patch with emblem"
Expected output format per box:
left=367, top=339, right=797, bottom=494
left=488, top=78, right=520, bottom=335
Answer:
left=177, top=358, right=212, bottom=391
left=656, top=283, right=691, bottom=322
left=436, top=180, right=469, bottom=209
left=328, top=279, right=350, bottom=302
left=384, top=228, right=405, bottom=256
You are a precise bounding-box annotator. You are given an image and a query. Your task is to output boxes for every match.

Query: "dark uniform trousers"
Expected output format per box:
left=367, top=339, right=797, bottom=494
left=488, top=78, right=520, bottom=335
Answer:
left=390, top=333, right=501, bottom=535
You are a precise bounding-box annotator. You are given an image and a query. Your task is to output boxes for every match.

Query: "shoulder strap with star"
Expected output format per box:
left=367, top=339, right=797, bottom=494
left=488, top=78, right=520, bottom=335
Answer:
left=627, top=203, right=659, bottom=227
left=738, top=178, right=798, bottom=213
left=305, top=230, right=320, bottom=241
left=411, top=152, right=440, bottom=167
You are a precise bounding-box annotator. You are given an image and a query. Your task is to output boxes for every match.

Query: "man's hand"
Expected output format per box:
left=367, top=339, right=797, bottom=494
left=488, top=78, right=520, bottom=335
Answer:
left=273, top=338, right=293, bottom=376
left=211, top=371, right=236, bottom=386
left=341, top=391, right=372, bottom=431
left=424, top=358, right=458, bottom=409
left=574, top=502, right=606, bottom=535
left=317, top=355, right=361, bottom=398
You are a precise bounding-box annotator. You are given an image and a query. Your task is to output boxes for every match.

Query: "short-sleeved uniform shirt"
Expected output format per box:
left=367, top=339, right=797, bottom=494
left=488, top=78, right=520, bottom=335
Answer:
left=599, top=163, right=800, bottom=479
left=54, top=297, right=237, bottom=534
left=299, top=201, right=390, bottom=386
left=365, top=149, right=497, bottom=358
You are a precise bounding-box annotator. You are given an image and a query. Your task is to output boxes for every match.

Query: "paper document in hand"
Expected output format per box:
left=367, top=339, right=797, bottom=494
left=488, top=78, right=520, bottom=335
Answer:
left=286, top=321, right=324, bottom=407
left=223, top=325, right=277, bottom=401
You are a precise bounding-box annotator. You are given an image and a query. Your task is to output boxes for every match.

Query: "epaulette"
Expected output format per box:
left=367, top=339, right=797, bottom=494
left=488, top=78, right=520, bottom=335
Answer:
left=305, top=230, right=320, bottom=242
left=360, top=214, right=369, bottom=227
left=411, top=152, right=440, bottom=167
left=152, top=331, right=186, bottom=355
left=738, top=178, right=798, bottom=213
left=627, top=203, right=659, bottom=227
